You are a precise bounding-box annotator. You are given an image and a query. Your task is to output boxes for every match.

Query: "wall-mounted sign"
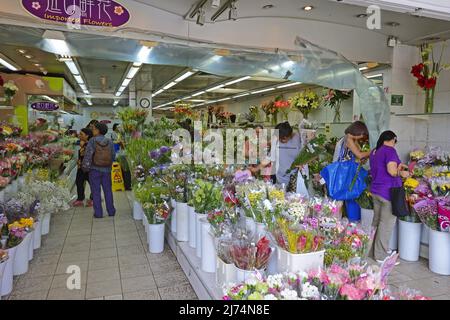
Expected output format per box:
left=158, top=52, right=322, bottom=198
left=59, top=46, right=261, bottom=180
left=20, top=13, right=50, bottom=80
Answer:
left=22, top=0, right=130, bottom=28
left=391, top=94, right=404, bottom=107
left=31, top=101, right=60, bottom=111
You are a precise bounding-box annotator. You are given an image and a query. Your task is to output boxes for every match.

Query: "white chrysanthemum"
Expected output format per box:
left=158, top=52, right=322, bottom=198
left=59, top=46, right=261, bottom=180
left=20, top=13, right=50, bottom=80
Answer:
left=280, top=289, right=299, bottom=300
left=267, top=274, right=283, bottom=289
left=301, top=282, right=320, bottom=299
left=264, top=294, right=278, bottom=300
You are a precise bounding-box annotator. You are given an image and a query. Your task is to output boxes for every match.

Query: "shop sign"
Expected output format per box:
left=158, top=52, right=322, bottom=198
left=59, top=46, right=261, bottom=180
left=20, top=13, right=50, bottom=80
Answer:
left=22, top=0, right=130, bottom=28
left=31, top=101, right=60, bottom=111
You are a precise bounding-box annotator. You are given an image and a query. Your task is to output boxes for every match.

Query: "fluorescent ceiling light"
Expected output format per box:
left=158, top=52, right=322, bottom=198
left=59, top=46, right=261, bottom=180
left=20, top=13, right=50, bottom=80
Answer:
left=152, top=89, right=164, bottom=97
left=277, top=82, right=301, bottom=89
left=46, top=39, right=70, bottom=55
left=359, top=66, right=369, bottom=71
left=79, top=84, right=87, bottom=90
left=0, top=54, right=21, bottom=71
left=83, top=89, right=90, bottom=95
left=367, top=73, right=383, bottom=79
left=216, top=97, right=231, bottom=102
left=59, top=110, right=69, bottom=114
left=115, top=91, right=123, bottom=97
left=206, top=84, right=225, bottom=92
left=163, top=81, right=177, bottom=90
left=282, top=61, right=295, bottom=68
left=64, top=60, right=79, bottom=75
left=122, top=78, right=132, bottom=87
left=137, top=46, right=152, bottom=62
left=133, top=62, right=143, bottom=67
left=192, top=91, right=206, bottom=97
left=73, top=75, right=84, bottom=84
left=113, top=100, right=119, bottom=106
left=187, top=99, right=206, bottom=102
left=252, top=87, right=276, bottom=94
left=224, top=76, right=251, bottom=86
left=126, top=66, right=140, bottom=79
left=233, top=93, right=250, bottom=98
left=212, top=55, right=222, bottom=62
left=43, top=95, right=58, bottom=103
left=174, top=71, right=195, bottom=83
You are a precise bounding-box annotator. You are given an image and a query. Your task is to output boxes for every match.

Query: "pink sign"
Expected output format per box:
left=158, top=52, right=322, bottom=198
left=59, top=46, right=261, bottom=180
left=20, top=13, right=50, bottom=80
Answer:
left=22, top=0, right=130, bottom=28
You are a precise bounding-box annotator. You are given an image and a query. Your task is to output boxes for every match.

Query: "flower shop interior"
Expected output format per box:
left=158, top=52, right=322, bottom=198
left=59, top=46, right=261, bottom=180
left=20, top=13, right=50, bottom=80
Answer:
left=0, top=0, right=450, bottom=302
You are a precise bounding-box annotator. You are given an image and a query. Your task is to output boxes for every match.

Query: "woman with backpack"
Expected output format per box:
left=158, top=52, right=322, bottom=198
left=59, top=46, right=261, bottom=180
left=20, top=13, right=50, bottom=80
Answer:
left=82, top=122, right=116, bottom=218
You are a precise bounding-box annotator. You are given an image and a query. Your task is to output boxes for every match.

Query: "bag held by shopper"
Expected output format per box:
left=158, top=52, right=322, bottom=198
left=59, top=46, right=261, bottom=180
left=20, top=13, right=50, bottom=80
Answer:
left=320, top=160, right=368, bottom=200
left=93, top=140, right=113, bottom=167
left=390, top=187, right=410, bottom=217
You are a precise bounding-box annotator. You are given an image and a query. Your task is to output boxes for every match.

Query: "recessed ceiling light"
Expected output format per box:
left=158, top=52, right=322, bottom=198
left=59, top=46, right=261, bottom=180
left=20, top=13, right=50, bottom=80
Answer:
left=34, top=63, right=41, bottom=67
left=17, top=49, right=26, bottom=54
left=302, top=5, right=313, bottom=11
left=262, top=4, right=274, bottom=9
left=356, top=13, right=368, bottom=18
left=386, top=22, right=400, bottom=27
left=24, top=55, right=33, bottom=59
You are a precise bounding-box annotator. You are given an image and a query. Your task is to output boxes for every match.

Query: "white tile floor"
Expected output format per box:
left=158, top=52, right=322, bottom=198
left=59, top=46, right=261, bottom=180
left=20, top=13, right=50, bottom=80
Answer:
left=7, top=191, right=197, bottom=300
left=6, top=190, right=449, bottom=300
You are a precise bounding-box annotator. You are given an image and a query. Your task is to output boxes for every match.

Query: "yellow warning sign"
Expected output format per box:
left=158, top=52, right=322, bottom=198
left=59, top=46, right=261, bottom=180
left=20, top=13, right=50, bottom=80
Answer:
left=111, top=162, right=125, bottom=192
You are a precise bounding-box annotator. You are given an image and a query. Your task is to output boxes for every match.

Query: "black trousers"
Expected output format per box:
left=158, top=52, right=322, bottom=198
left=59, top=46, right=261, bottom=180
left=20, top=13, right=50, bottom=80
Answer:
left=76, top=169, right=92, bottom=201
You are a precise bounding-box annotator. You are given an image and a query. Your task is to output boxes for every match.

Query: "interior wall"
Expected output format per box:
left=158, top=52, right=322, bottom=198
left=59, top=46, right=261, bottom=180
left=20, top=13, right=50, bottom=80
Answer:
left=390, top=43, right=450, bottom=161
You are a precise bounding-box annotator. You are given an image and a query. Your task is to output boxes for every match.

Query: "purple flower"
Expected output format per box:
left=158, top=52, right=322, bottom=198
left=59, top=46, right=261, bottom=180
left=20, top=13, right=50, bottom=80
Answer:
left=159, top=146, right=170, bottom=154
left=149, top=150, right=161, bottom=160
left=149, top=168, right=157, bottom=175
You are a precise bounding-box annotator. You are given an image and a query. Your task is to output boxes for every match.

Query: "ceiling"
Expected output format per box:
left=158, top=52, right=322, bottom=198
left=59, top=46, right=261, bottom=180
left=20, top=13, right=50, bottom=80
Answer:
left=136, top=0, right=450, bottom=44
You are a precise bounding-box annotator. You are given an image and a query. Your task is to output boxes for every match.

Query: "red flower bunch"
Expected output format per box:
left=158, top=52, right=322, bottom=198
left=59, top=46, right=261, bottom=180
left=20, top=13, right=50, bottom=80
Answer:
left=174, top=104, right=193, bottom=117
left=411, top=63, right=437, bottom=90
left=274, top=100, right=290, bottom=110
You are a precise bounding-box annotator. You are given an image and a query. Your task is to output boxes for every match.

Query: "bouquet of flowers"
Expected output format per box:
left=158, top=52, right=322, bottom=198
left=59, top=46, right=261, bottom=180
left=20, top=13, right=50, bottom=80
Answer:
left=284, top=194, right=310, bottom=222
left=229, top=236, right=272, bottom=271
left=289, top=90, right=320, bottom=119
left=191, top=179, right=222, bottom=214
left=173, top=104, right=193, bottom=121
left=3, top=80, right=19, bottom=102
left=207, top=209, right=226, bottom=237
left=274, top=99, right=291, bottom=120
left=322, top=89, right=352, bottom=122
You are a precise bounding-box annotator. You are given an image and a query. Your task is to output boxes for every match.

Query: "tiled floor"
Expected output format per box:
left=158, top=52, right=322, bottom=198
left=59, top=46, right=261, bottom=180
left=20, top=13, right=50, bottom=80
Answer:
left=6, top=190, right=450, bottom=300
left=7, top=191, right=198, bottom=300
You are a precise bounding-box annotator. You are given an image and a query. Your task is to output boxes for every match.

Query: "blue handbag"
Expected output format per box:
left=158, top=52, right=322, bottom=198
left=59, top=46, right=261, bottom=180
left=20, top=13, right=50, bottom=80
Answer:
left=320, top=142, right=368, bottom=200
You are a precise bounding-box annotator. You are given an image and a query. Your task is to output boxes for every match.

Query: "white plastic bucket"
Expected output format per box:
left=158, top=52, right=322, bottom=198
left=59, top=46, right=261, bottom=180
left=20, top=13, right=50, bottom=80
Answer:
left=170, top=206, right=177, bottom=235
left=41, top=213, right=51, bottom=235
left=133, top=201, right=143, bottom=221
left=188, top=206, right=196, bottom=249
left=421, top=224, right=430, bottom=245
left=389, top=219, right=398, bottom=251
left=176, top=202, right=189, bottom=242
left=277, top=248, right=325, bottom=273
left=28, top=231, right=34, bottom=261
left=148, top=223, right=165, bottom=254
left=201, top=221, right=216, bottom=273
left=196, top=213, right=205, bottom=258
left=216, top=257, right=236, bottom=288
left=13, top=235, right=32, bottom=276
left=429, top=229, right=450, bottom=275
left=235, top=266, right=265, bottom=284
left=1, top=246, right=17, bottom=296
left=33, top=221, right=42, bottom=250
left=398, top=220, right=422, bottom=262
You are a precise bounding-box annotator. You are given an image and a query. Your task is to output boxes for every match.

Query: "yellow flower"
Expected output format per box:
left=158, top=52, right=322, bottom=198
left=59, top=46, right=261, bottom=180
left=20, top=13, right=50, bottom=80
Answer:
left=269, top=189, right=285, bottom=202
left=19, top=218, right=34, bottom=228
left=404, top=178, right=419, bottom=189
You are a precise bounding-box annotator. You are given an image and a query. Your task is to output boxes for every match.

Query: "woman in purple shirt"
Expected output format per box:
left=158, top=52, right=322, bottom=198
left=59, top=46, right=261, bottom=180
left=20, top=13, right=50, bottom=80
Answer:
left=369, top=131, right=410, bottom=263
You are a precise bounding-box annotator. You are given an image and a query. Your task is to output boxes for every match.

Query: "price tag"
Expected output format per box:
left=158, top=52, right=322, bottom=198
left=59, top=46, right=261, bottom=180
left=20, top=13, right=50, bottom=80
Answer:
left=320, top=178, right=326, bottom=185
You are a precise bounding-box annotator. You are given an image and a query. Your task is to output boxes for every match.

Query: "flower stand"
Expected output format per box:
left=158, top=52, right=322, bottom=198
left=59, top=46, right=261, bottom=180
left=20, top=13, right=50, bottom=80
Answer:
left=216, top=257, right=236, bottom=288
left=188, top=206, right=196, bottom=249
left=33, top=221, right=42, bottom=250
left=429, top=229, right=450, bottom=275
left=398, top=220, right=422, bottom=262
left=196, top=213, right=205, bottom=258
left=389, top=219, right=398, bottom=251
left=360, top=208, right=374, bottom=233
left=235, top=267, right=265, bottom=284
left=277, top=247, right=325, bottom=273
left=13, top=234, right=32, bottom=276
left=148, top=223, right=165, bottom=254
left=176, top=202, right=189, bottom=242
left=1, top=246, right=17, bottom=296
left=41, top=213, right=51, bottom=235
left=201, top=221, right=216, bottom=273
left=133, top=201, right=143, bottom=220
left=28, top=231, right=34, bottom=261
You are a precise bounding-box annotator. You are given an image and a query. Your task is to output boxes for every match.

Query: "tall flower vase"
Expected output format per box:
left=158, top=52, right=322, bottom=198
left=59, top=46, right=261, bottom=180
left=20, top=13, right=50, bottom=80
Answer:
left=188, top=206, right=196, bottom=249
left=13, top=235, right=32, bottom=276
left=28, top=231, right=34, bottom=261
left=429, top=229, right=450, bottom=275
left=424, top=88, right=435, bottom=114
left=333, top=102, right=342, bottom=122
left=176, top=202, right=189, bottom=242
left=33, top=221, right=41, bottom=250
left=148, top=223, right=165, bottom=254
left=0, top=259, right=6, bottom=300
left=398, top=220, right=422, bottom=262
left=41, top=213, right=51, bottom=235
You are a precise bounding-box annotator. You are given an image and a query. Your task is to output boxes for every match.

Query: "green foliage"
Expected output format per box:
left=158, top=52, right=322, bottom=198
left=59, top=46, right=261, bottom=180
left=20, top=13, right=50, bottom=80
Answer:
left=324, top=243, right=355, bottom=266
left=191, top=179, right=223, bottom=214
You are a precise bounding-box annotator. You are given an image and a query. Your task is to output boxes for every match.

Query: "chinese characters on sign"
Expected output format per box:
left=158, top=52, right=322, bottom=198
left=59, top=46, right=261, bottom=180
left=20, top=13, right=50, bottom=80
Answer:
left=22, top=0, right=130, bottom=27
left=31, top=102, right=60, bottom=111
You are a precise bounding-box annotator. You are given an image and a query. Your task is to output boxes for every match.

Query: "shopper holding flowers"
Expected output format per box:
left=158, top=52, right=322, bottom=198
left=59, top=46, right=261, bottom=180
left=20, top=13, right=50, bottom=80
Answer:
left=82, top=122, right=116, bottom=218
left=369, top=130, right=410, bottom=262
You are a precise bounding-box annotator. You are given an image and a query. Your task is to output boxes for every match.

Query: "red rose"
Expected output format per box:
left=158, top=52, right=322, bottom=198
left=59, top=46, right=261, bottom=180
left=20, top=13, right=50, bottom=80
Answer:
left=417, top=75, right=426, bottom=88
left=424, top=77, right=437, bottom=89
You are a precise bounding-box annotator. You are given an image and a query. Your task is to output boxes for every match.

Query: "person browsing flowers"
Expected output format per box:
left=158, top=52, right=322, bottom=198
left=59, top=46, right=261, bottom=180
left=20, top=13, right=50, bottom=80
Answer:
left=369, top=130, right=410, bottom=263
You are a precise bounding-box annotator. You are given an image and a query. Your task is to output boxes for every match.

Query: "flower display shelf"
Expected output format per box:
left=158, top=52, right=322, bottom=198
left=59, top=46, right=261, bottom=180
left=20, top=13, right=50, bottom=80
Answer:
left=394, top=112, right=450, bottom=121
left=165, top=227, right=222, bottom=300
